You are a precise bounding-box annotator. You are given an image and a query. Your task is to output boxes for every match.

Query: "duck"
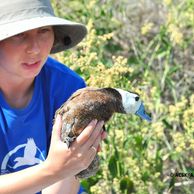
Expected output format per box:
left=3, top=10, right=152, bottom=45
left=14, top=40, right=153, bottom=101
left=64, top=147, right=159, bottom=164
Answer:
left=55, top=87, right=151, bottom=179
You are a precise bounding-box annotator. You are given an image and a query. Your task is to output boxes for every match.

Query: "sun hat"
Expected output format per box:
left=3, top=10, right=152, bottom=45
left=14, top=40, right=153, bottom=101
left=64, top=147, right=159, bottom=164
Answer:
left=0, top=0, right=87, bottom=53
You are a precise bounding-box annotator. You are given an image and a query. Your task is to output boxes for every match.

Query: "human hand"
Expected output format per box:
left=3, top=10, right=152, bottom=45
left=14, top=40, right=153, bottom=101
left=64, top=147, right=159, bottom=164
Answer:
left=97, top=129, right=107, bottom=152
left=44, top=115, right=104, bottom=181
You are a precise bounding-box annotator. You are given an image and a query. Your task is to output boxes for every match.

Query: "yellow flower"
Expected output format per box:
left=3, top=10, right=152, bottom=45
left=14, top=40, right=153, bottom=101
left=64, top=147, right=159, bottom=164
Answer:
left=190, top=139, right=194, bottom=150
left=172, top=132, right=186, bottom=153
left=183, top=108, right=194, bottom=131
left=87, top=0, right=96, bottom=9
left=150, top=86, right=157, bottom=98
left=143, top=160, right=150, bottom=168
left=169, top=105, right=177, bottom=116
left=141, top=23, right=154, bottom=35
left=163, top=0, right=172, bottom=6
left=167, top=12, right=173, bottom=24
left=190, top=94, right=194, bottom=104
left=114, top=129, right=124, bottom=141
left=154, top=172, right=161, bottom=178
left=152, top=122, right=164, bottom=138
left=99, top=32, right=114, bottom=41
left=142, top=127, right=149, bottom=134
left=175, top=146, right=184, bottom=153
left=168, top=24, right=183, bottom=45
left=87, top=19, right=94, bottom=32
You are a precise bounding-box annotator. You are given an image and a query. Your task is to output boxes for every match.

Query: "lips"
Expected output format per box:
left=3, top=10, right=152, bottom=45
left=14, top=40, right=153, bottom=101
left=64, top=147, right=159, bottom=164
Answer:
left=22, top=60, right=41, bottom=69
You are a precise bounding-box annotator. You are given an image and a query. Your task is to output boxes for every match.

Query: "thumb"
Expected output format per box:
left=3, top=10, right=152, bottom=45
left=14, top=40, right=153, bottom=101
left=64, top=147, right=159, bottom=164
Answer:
left=52, top=114, right=62, bottom=141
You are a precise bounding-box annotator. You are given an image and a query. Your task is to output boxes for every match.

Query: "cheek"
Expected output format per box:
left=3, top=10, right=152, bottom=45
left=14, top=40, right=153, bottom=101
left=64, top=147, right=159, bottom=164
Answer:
left=40, top=33, right=55, bottom=54
left=45, top=39, right=54, bottom=53
left=48, top=33, right=55, bottom=48
left=0, top=46, right=15, bottom=67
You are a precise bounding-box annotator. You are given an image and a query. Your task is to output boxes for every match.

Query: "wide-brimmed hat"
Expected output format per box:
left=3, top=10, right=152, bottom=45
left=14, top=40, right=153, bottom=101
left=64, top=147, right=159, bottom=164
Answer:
left=0, top=0, right=87, bottom=53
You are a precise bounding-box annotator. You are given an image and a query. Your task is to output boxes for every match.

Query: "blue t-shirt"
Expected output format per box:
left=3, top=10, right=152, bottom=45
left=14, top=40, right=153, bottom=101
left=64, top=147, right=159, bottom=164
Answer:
left=0, top=57, right=86, bottom=193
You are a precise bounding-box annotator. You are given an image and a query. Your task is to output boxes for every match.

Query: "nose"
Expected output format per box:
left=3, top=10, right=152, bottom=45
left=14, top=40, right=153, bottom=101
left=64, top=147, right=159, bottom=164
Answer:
left=26, top=38, right=40, bottom=55
left=135, top=96, right=140, bottom=101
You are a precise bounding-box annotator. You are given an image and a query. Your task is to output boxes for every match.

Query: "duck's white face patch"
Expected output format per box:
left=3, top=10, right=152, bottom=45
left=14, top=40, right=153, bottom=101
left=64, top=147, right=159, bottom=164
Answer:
left=115, top=89, right=141, bottom=114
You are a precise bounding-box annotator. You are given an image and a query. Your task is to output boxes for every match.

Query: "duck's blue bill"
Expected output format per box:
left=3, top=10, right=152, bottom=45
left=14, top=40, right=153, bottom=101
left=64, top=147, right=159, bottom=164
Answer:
left=136, top=103, right=152, bottom=122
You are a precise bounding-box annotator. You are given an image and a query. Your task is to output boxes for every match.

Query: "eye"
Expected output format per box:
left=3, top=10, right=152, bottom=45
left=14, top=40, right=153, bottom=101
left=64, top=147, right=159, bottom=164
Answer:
left=13, top=33, right=25, bottom=39
left=39, top=27, right=52, bottom=34
left=135, top=96, right=140, bottom=101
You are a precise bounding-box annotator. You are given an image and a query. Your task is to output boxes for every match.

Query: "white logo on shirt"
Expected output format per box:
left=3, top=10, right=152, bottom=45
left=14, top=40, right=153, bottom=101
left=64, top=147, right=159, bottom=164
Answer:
left=1, top=138, right=45, bottom=174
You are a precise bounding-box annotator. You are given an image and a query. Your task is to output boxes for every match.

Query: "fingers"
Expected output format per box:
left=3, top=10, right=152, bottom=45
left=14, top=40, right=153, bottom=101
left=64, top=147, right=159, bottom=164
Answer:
left=52, top=114, right=62, bottom=141
left=101, top=130, right=107, bottom=140
left=80, top=135, right=101, bottom=169
left=94, top=130, right=107, bottom=152
left=74, top=120, right=98, bottom=145
left=71, top=120, right=104, bottom=151
left=79, top=125, right=103, bottom=169
left=48, top=118, right=105, bottom=176
left=87, top=146, right=98, bottom=162
left=80, top=120, right=104, bottom=151
left=91, top=130, right=102, bottom=152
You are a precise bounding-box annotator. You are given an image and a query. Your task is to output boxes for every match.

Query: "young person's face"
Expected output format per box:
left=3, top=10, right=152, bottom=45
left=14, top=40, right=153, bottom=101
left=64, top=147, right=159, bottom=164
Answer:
left=0, top=26, right=54, bottom=80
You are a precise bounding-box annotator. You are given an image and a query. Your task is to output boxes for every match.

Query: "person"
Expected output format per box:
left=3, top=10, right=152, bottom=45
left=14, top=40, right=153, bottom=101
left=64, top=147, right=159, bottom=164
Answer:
left=0, top=0, right=105, bottom=193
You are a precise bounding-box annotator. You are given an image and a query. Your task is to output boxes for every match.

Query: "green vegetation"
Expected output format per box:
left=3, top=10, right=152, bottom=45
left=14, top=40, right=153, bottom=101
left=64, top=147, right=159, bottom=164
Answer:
left=51, top=0, right=194, bottom=193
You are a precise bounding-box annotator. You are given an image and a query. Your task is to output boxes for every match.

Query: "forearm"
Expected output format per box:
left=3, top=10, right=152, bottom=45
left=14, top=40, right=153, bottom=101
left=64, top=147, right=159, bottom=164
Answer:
left=0, top=117, right=103, bottom=194
left=0, top=162, right=60, bottom=194
left=42, top=176, right=80, bottom=194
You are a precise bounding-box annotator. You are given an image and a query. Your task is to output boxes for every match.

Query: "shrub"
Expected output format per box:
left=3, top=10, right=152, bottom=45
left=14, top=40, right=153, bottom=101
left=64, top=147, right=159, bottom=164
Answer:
left=51, top=0, right=194, bottom=193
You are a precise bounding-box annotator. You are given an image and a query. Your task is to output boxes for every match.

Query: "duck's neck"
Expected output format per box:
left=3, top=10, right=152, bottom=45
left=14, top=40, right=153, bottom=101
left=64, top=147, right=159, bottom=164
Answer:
left=103, top=88, right=126, bottom=113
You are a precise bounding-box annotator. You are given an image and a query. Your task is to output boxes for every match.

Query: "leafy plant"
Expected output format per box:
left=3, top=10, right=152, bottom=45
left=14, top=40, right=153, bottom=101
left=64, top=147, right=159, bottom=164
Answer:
left=51, top=0, right=194, bottom=193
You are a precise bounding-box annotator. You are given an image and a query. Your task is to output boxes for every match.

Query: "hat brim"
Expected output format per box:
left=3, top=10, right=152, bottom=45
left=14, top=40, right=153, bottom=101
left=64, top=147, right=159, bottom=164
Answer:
left=0, top=16, right=87, bottom=53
